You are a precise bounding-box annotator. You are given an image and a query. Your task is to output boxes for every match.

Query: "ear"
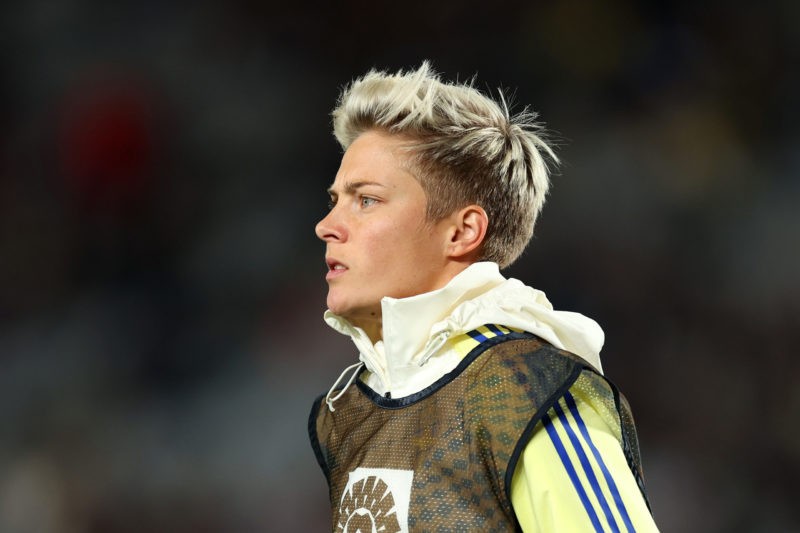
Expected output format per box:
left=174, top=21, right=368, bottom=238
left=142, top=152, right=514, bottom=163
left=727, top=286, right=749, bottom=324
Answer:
left=445, top=205, right=488, bottom=260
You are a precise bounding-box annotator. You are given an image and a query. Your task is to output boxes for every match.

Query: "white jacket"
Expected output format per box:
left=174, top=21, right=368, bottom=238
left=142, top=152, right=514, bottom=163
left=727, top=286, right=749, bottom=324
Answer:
left=324, top=261, right=605, bottom=400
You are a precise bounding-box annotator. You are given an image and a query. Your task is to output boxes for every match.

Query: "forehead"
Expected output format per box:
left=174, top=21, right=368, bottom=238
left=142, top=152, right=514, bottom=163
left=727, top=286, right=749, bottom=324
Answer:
left=328, top=131, right=418, bottom=192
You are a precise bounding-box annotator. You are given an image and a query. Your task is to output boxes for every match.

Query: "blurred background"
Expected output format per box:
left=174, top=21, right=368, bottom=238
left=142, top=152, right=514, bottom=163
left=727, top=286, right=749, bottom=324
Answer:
left=1, top=1, right=798, bottom=531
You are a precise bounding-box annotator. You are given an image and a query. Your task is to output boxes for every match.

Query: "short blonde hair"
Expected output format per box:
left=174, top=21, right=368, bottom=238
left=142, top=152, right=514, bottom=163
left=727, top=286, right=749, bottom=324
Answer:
left=332, top=61, right=558, bottom=268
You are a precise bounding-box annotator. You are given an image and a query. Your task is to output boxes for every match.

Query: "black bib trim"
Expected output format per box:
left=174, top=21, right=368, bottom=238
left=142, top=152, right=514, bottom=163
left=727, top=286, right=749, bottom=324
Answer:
left=308, top=393, right=329, bottom=482
left=354, top=331, right=534, bottom=409
left=504, top=357, right=584, bottom=529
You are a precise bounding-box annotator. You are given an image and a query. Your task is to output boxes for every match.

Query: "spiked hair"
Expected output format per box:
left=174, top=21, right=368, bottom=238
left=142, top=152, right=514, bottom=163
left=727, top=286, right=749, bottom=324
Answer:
left=332, top=61, right=557, bottom=268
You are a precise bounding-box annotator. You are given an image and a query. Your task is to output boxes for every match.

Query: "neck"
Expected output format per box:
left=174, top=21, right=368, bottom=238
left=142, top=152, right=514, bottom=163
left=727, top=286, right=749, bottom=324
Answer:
left=352, top=317, right=383, bottom=344
left=344, top=262, right=476, bottom=345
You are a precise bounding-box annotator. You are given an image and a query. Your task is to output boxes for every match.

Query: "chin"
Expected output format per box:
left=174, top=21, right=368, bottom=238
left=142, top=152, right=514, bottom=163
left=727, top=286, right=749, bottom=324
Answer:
left=326, top=297, right=357, bottom=318
left=326, top=300, right=345, bottom=315
left=328, top=296, right=379, bottom=323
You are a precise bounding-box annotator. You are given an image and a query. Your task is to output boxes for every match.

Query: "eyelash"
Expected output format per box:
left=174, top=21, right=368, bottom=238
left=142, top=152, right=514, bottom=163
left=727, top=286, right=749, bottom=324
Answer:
left=360, top=196, right=377, bottom=208
left=326, top=195, right=378, bottom=210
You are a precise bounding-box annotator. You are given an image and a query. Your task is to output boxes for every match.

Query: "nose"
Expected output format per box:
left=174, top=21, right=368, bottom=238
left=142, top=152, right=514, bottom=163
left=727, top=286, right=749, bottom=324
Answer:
left=315, top=207, right=344, bottom=243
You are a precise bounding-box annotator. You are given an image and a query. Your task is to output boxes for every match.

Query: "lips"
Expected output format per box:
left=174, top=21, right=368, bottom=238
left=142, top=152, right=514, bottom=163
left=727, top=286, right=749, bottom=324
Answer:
left=325, top=257, right=348, bottom=280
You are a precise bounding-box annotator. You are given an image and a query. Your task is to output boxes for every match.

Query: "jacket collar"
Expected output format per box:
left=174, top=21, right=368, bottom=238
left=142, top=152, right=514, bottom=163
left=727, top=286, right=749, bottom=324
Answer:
left=324, top=262, right=504, bottom=391
left=324, top=261, right=605, bottom=396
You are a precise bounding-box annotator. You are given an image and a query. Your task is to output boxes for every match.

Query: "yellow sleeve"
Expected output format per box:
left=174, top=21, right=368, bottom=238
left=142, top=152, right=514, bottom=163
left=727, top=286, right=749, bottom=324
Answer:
left=510, top=378, right=660, bottom=532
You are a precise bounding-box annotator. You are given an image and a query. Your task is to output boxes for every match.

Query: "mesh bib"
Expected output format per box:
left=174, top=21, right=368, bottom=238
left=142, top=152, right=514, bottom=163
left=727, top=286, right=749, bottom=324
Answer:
left=310, top=333, right=645, bottom=532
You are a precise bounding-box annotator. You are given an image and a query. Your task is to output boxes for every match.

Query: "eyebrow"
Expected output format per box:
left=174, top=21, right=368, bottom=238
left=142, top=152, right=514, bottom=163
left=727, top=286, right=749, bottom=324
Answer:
left=326, top=180, right=386, bottom=196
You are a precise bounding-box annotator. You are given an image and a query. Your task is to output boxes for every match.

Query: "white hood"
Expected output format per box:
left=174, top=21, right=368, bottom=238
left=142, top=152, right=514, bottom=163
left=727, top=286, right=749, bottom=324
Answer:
left=324, top=262, right=604, bottom=399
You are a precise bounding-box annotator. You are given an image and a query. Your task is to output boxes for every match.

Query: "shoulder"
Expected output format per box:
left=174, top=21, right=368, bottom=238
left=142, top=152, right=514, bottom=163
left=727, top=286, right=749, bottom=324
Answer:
left=462, top=333, right=595, bottom=437
left=471, top=333, right=596, bottom=401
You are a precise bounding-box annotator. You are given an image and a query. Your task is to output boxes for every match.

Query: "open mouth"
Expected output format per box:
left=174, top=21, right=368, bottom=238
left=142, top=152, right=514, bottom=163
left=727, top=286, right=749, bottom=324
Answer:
left=326, top=258, right=347, bottom=278
left=326, top=258, right=346, bottom=271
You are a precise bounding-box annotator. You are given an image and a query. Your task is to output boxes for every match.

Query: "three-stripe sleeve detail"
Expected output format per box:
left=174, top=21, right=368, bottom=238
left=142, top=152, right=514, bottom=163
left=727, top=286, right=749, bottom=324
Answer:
left=564, top=391, right=636, bottom=532
left=541, top=412, right=604, bottom=532
left=466, top=324, right=512, bottom=344
left=543, top=393, right=637, bottom=532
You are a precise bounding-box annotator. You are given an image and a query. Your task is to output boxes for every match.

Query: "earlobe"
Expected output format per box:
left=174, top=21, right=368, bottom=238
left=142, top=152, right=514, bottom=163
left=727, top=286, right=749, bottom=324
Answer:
left=447, top=205, right=488, bottom=260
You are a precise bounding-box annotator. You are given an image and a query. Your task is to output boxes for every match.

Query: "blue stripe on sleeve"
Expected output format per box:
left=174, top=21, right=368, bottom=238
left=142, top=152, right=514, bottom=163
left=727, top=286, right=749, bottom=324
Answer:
left=553, top=401, right=620, bottom=532
left=542, top=411, right=604, bottom=532
left=564, top=391, right=636, bottom=533
left=466, top=329, right=488, bottom=342
left=486, top=324, right=504, bottom=336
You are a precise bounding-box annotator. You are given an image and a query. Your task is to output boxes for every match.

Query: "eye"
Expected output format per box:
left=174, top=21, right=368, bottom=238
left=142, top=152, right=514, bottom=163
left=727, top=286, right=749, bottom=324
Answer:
left=327, top=197, right=336, bottom=210
left=360, top=196, right=378, bottom=208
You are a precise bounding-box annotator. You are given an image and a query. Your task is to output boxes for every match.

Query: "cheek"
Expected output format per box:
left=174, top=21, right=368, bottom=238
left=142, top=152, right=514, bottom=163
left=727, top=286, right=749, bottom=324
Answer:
left=358, top=211, right=432, bottom=271
left=361, top=219, right=406, bottom=252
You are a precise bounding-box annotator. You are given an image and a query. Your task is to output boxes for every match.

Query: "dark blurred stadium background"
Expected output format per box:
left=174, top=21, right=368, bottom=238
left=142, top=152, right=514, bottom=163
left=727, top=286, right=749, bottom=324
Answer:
left=0, top=1, right=798, bottom=531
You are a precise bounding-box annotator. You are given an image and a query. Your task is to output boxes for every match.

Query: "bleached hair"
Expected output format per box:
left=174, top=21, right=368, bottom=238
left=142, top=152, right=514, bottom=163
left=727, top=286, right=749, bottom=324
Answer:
left=332, top=60, right=558, bottom=268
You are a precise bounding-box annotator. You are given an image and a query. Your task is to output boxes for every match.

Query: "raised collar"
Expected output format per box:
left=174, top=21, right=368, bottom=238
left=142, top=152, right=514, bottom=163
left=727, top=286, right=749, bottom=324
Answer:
left=323, top=261, right=605, bottom=397
left=323, top=262, right=504, bottom=391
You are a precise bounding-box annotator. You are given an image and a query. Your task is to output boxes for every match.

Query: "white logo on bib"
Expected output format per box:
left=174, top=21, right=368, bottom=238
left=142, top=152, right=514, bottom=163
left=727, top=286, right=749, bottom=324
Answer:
left=337, top=468, right=413, bottom=533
